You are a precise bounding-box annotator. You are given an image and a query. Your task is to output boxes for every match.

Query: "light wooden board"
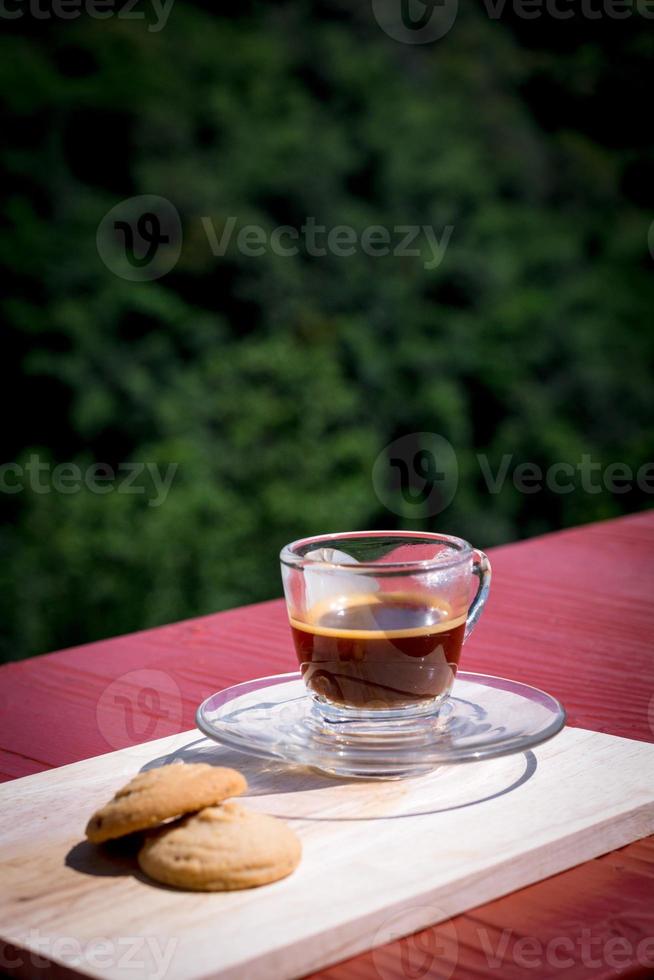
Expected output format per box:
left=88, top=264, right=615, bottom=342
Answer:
left=1, top=726, right=653, bottom=980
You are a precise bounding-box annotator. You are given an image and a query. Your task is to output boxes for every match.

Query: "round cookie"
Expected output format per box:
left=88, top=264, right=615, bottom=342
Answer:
left=86, top=763, right=247, bottom=843
left=137, top=802, right=302, bottom=890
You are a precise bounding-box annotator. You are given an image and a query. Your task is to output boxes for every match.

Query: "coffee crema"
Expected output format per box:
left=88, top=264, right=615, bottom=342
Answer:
left=289, top=591, right=466, bottom=709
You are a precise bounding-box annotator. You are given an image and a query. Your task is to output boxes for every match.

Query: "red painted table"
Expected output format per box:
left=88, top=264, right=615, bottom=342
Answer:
left=2, top=512, right=653, bottom=978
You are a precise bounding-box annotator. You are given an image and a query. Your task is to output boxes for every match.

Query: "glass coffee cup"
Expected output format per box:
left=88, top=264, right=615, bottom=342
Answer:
left=280, top=531, right=491, bottom=721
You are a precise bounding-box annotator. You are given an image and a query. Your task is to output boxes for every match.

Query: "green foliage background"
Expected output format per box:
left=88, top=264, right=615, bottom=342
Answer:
left=1, top=1, right=653, bottom=660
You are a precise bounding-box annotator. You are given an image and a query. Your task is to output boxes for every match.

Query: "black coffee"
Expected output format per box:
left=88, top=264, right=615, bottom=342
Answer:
left=289, top=592, right=466, bottom=709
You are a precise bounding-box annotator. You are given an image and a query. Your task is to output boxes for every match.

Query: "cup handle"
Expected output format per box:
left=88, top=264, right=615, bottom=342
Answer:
left=464, top=549, right=492, bottom=641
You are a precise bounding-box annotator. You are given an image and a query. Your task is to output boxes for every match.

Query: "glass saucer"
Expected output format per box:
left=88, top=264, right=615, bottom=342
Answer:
left=196, top=671, right=566, bottom=779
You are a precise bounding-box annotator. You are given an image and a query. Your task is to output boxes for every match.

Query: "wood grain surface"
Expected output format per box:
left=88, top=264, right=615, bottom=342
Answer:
left=1, top=725, right=653, bottom=980
left=1, top=510, right=653, bottom=979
